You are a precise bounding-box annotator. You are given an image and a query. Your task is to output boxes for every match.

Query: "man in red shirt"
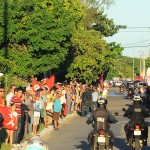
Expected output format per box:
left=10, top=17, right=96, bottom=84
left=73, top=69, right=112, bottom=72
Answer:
left=11, top=87, right=23, bottom=146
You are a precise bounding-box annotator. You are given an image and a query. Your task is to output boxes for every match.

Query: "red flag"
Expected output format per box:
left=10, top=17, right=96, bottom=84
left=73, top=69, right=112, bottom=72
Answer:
left=0, top=106, right=17, bottom=130
left=99, top=73, right=104, bottom=86
left=32, top=79, right=41, bottom=92
left=45, top=74, right=55, bottom=91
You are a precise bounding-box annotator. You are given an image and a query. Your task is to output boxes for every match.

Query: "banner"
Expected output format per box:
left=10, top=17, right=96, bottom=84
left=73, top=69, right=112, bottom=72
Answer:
left=99, top=73, right=104, bottom=87
left=45, top=74, right=55, bottom=91
left=32, top=79, right=41, bottom=92
left=0, top=106, right=17, bottom=130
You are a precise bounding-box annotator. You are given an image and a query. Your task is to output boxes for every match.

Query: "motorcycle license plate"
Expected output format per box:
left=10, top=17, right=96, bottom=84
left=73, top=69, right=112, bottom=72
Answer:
left=134, top=130, right=141, bottom=135
left=28, top=145, right=44, bottom=150
left=98, top=137, right=106, bottom=143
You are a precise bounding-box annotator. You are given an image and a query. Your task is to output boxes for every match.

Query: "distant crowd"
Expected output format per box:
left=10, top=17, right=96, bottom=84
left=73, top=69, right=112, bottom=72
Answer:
left=0, top=78, right=110, bottom=148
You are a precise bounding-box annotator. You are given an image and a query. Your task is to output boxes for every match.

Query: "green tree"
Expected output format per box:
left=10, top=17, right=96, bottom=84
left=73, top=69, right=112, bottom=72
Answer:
left=0, top=0, right=85, bottom=78
left=107, top=56, right=140, bottom=80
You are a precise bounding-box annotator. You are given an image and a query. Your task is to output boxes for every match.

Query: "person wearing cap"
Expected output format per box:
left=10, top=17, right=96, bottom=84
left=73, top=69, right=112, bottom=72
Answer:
left=123, top=94, right=150, bottom=145
left=6, top=85, right=16, bottom=106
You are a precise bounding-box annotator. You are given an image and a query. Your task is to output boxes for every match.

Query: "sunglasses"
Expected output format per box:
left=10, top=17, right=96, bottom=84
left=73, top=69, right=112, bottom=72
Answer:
left=0, top=90, right=4, bottom=92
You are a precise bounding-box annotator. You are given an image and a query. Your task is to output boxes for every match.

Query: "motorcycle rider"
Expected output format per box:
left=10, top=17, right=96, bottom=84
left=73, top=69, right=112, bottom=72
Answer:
left=86, top=98, right=118, bottom=149
left=123, top=94, right=150, bottom=146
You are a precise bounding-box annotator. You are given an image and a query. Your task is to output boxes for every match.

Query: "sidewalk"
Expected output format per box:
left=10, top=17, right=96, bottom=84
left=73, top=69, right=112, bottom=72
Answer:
left=11, top=113, right=76, bottom=150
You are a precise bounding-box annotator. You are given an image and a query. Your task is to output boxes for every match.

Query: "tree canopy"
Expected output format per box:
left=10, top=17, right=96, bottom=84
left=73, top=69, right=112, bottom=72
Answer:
left=0, top=0, right=124, bottom=84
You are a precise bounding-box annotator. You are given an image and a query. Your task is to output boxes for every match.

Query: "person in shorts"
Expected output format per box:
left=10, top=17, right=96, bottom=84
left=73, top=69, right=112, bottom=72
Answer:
left=33, top=92, right=41, bottom=136
left=53, top=92, right=62, bottom=130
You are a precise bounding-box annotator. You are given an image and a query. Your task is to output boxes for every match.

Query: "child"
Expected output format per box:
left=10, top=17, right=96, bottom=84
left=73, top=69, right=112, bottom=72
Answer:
left=5, top=102, right=18, bottom=146
left=33, top=92, right=41, bottom=136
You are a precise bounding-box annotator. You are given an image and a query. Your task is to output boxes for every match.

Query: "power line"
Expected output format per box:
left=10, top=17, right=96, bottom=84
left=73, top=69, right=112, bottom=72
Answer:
left=119, top=31, right=150, bottom=32
left=126, top=27, right=150, bottom=29
left=123, top=44, right=150, bottom=48
left=122, top=39, right=150, bottom=46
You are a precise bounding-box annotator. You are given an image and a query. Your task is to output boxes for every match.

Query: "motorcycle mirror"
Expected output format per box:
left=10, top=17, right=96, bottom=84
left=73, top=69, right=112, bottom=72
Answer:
left=114, top=112, right=118, bottom=116
left=122, top=108, right=126, bottom=111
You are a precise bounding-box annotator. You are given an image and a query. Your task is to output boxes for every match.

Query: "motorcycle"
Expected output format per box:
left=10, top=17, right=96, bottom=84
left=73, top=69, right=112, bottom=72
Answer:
left=119, top=87, right=124, bottom=93
left=96, top=129, right=113, bottom=150
left=127, top=88, right=135, bottom=99
left=122, top=108, right=147, bottom=150
left=127, top=122, right=146, bottom=150
left=88, top=113, right=118, bottom=150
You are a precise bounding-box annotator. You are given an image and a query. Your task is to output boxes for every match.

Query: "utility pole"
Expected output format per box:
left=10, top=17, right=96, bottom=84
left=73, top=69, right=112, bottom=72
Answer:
left=133, top=49, right=134, bottom=80
left=139, top=51, right=146, bottom=80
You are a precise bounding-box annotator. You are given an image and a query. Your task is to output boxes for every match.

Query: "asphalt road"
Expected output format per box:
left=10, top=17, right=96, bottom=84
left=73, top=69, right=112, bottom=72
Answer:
left=42, top=87, right=150, bottom=150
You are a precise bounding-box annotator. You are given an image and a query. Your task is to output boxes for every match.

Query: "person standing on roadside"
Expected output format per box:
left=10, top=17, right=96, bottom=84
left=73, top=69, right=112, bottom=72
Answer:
left=25, top=87, right=35, bottom=134
left=53, top=92, right=62, bottom=130
left=0, top=84, right=5, bottom=106
left=11, top=87, right=23, bottom=147
left=18, top=91, right=30, bottom=143
left=66, top=85, right=72, bottom=114
left=5, top=102, right=18, bottom=146
left=92, top=87, right=99, bottom=111
left=60, top=86, right=66, bottom=118
left=6, top=85, right=16, bottom=106
left=140, top=85, right=147, bottom=108
left=33, top=92, right=41, bottom=136
left=38, top=88, right=48, bottom=128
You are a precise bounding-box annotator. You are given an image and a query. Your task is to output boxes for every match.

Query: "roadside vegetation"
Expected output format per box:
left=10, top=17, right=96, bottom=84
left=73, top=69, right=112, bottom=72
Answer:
left=0, top=0, right=125, bottom=86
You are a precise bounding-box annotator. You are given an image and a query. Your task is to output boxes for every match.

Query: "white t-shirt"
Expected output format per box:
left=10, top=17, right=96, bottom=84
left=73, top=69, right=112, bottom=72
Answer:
left=34, top=100, right=41, bottom=112
left=33, top=100, right=41, bottom=117
left=6, top=92, right=14, bottom=106
left=60, top=90, right=66, bottom=104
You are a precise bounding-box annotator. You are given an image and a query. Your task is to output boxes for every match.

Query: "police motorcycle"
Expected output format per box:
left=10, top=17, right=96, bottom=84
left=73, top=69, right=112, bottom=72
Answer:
left=87, top=98, right=118, bottom=150
left=123, top=109, right=146, bottom=150
left=119, top=86, right=124, bottom=93
left=123, top=95, right=149, bottom=150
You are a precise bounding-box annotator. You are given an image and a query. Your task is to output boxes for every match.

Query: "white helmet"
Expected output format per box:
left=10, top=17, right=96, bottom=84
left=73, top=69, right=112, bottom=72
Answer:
left=25, top=137, right=49, bottom=150
left=133, top=95, right=142, bottom=102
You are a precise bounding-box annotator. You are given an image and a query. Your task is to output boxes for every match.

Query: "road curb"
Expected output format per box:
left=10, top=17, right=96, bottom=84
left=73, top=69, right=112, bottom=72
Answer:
left=11, top=113, right=76, bottom=150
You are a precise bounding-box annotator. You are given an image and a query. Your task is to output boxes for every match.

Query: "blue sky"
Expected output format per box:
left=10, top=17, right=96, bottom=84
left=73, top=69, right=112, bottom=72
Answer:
left=104, top=0, right=150, bottom=58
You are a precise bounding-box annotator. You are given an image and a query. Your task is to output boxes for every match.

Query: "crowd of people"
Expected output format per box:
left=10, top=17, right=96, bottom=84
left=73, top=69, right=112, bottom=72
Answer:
left=0, top=78, right=109, bottom=148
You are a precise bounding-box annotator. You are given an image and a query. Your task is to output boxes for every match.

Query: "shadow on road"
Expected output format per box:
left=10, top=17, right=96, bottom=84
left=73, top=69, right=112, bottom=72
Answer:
left=114, top=137, right=130, bottom=150
left=74, top=140, right=89, bottom=150
left=114, top=137, right=150, bottom=150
